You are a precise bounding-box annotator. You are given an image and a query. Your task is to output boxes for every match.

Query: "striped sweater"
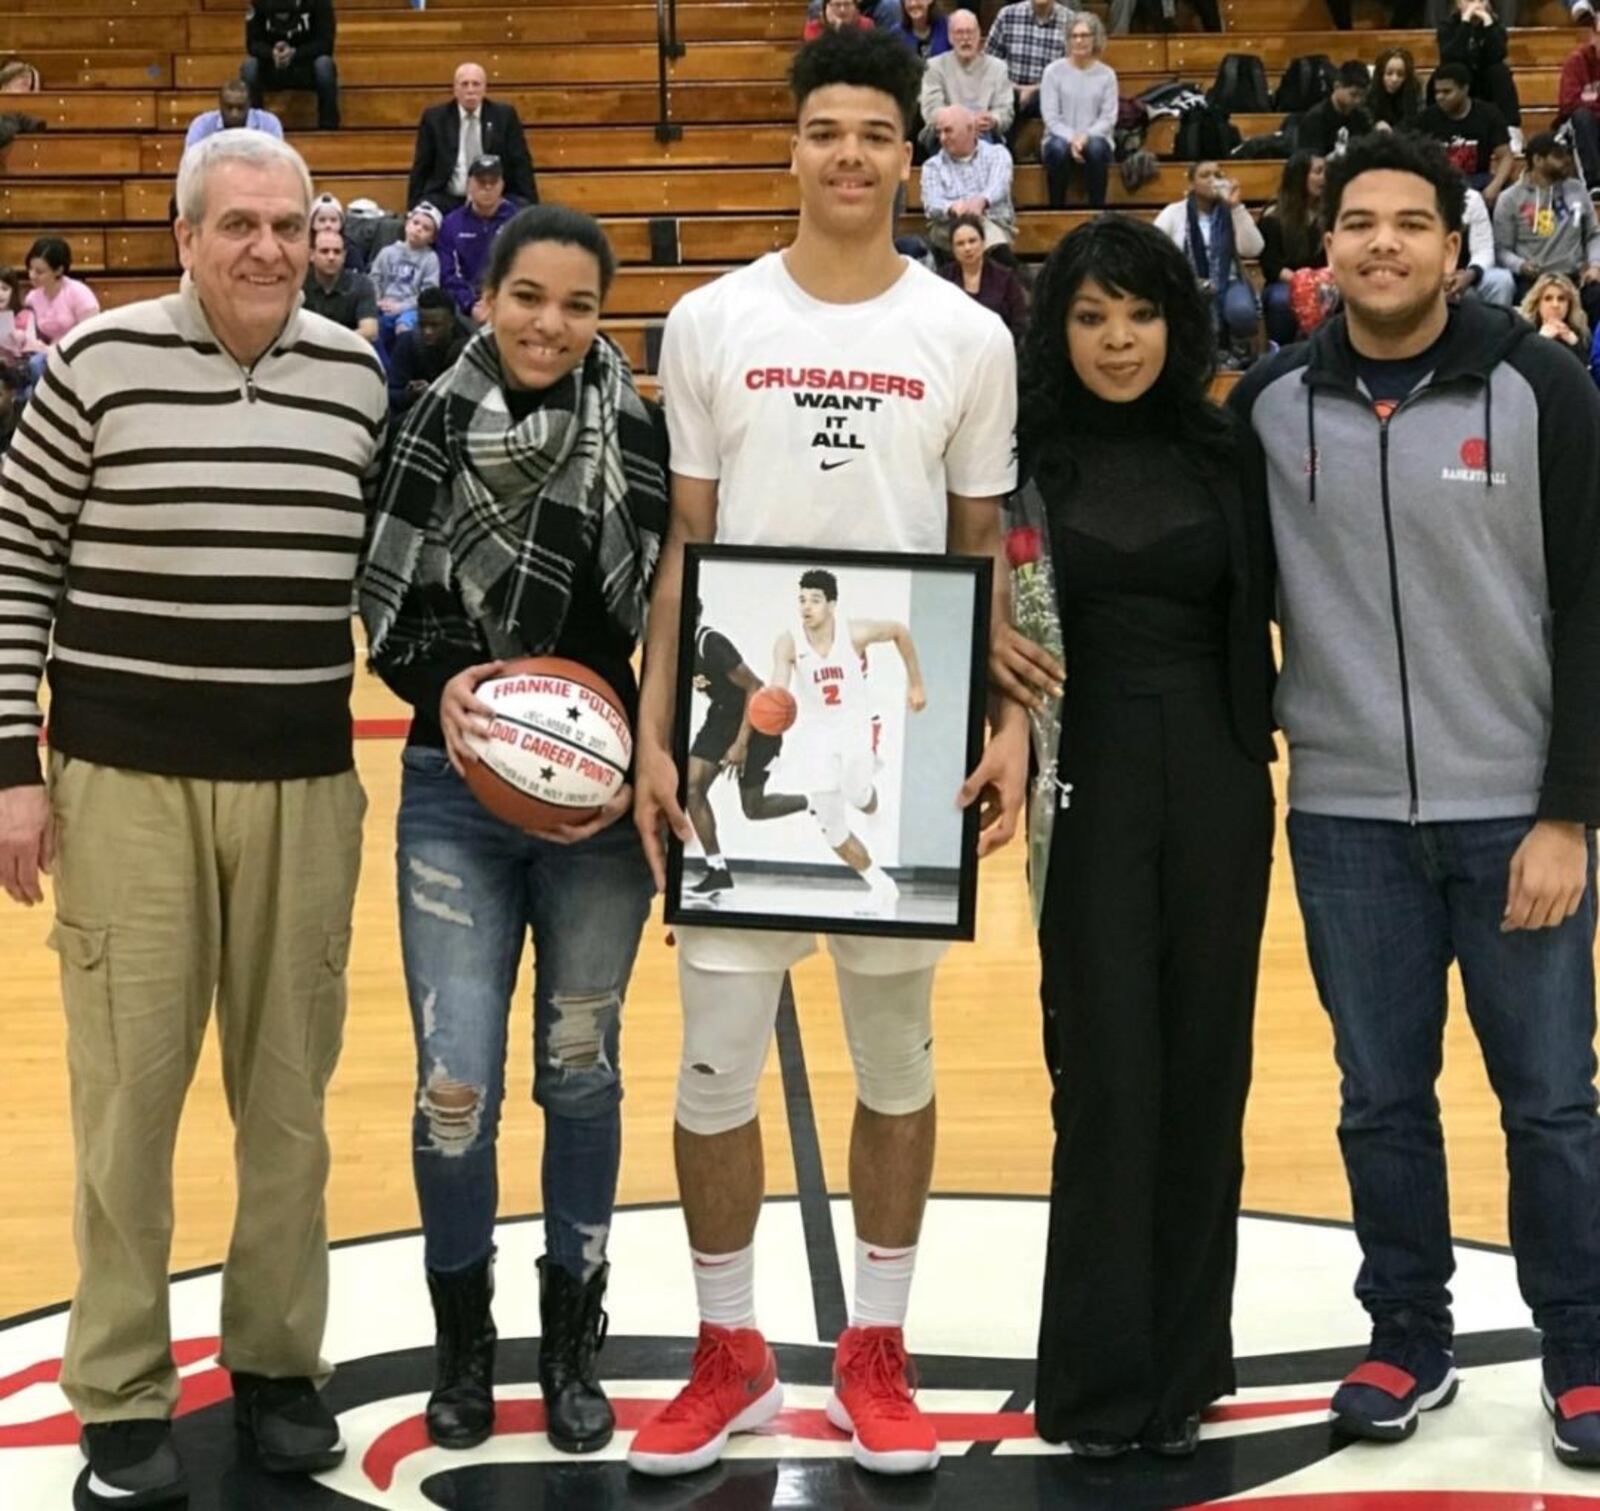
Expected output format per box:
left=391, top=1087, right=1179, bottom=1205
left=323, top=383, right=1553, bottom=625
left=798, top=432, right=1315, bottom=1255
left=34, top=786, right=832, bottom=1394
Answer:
left=0, top=282, right=387, bottom=788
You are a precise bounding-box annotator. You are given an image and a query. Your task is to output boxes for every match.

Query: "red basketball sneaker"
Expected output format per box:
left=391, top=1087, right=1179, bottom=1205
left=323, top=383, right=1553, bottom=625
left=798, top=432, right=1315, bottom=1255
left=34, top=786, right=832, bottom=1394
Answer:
left=627, top=1323, right=783, bottom=1476
left=826, top=1325, right=940, bottom=1474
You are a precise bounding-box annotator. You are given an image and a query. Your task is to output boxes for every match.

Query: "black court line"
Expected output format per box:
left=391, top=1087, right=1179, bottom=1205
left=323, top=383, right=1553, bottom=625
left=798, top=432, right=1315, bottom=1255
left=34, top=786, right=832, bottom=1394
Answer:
left=774, top=970, right=851, bottom=1343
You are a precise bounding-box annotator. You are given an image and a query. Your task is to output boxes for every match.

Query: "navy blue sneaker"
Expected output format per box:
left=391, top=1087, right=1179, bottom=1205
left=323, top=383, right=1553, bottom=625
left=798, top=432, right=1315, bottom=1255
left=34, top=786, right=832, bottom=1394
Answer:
left=1542, top=1346, right=1600, bottom=1468
left=1330, top=1318, right=1458, bottom=1442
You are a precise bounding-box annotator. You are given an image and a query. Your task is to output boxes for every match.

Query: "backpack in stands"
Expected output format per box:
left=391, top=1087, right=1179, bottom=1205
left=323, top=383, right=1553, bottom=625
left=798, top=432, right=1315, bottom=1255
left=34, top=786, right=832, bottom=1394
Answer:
left=1174, top=101, right=1241, bottom=162
left=1274, top=54, right=1337, bottom=114
left=1208, top=53, right=1271, bottom=115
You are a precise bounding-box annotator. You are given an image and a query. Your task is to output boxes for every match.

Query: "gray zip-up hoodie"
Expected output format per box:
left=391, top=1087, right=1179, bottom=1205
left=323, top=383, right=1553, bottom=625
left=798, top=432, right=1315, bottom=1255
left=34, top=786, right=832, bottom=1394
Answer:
left=1229, top=301, right=1600, bottom=825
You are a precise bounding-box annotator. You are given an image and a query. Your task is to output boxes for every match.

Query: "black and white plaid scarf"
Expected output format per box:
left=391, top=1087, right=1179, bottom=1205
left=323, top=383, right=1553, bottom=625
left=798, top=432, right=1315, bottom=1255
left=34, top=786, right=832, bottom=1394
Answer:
left=359, top=328, right=665, bottom=668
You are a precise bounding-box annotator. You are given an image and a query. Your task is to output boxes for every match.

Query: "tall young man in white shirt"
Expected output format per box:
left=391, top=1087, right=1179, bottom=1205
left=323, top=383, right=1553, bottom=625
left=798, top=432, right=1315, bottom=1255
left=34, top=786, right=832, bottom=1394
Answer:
left=629, top=28, right=1033, bottom=1480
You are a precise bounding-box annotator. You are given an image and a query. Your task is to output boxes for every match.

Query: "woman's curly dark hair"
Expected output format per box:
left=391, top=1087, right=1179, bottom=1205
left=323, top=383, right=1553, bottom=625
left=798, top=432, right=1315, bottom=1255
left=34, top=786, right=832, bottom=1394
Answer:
left=1017, top=214, right=1232, bottom=478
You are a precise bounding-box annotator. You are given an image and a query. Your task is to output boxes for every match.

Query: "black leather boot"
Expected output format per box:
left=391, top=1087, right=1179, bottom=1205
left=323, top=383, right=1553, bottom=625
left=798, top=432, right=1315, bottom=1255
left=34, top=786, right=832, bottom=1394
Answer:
left=537, top=1256, right=614, bottom=1453
left=425, top=1256, right=497, bottom=1449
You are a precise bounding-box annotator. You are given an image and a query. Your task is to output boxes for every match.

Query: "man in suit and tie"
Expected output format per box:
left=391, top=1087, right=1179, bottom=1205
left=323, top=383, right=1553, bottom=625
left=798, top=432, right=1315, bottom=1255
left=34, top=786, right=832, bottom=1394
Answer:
left=408, top=61, right=538, bottom=214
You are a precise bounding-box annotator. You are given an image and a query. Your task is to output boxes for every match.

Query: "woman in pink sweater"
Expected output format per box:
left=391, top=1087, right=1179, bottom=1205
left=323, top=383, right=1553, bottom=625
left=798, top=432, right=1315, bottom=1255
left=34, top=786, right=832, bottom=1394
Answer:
left=22, top=237, right=99, bottom=387
left=25, top=237, right=100, bottom=343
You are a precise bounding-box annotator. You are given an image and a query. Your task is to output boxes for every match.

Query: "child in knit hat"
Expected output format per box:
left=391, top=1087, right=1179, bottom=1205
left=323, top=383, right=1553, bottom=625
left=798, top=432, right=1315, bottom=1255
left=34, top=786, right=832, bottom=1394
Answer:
left=370, top=203, right=443, bottom=352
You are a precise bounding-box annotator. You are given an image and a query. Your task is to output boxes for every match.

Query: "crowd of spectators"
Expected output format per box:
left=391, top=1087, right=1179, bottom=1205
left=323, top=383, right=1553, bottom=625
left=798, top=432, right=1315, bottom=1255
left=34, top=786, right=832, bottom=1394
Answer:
left=13, top=0, right=1600, bottom=452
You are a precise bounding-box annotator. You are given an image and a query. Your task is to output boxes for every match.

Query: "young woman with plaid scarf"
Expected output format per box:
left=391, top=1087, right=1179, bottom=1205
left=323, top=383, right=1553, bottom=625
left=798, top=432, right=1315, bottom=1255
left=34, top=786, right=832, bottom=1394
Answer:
left=359, top=204, right=668, bottom=1458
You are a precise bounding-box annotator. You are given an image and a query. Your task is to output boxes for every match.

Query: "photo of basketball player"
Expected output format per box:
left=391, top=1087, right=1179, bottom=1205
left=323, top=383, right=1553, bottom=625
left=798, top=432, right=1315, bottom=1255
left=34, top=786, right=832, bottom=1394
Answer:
left=770, top=567, right=926, bottom=916
left=670, top=546, right=986, bottom=938
left=684, top=600, right=808, bottom=897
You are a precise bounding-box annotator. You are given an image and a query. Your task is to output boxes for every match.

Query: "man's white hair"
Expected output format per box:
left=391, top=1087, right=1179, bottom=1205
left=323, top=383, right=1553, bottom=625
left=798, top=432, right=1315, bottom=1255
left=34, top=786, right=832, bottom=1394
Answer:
left=175, top=128, right=314, bottom=227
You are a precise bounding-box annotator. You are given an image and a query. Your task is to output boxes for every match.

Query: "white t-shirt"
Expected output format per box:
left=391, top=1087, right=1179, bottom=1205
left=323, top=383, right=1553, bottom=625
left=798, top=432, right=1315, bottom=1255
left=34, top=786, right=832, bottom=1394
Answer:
left=660, top=252, right=1017, bottom=555
left=661, top=252, right=1017, bottom=976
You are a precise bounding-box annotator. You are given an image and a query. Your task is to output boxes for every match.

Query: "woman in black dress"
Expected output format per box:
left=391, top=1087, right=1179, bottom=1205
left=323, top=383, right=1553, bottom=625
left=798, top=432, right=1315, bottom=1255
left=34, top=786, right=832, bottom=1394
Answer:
left=1014, top=215, right=1275, bottom=1458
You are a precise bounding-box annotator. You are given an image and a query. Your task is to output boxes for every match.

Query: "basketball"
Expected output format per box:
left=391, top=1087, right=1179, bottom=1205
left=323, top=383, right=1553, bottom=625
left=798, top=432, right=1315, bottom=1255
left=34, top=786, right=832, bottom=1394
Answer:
left=747, top=685, right=797, bottom=737
left=462, top=656, right=632, bottom=833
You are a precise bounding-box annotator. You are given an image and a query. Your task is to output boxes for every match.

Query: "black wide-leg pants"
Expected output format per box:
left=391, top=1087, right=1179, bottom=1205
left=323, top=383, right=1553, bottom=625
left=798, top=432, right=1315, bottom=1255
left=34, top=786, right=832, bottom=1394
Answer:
left=1034, top=663, right=1273, bottom=1441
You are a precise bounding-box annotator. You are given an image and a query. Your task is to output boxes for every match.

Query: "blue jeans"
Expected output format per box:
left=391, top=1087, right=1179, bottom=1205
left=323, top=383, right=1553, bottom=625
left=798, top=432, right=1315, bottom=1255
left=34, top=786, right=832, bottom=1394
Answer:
left=1215, top=279, right=1259, bottom=341
left=1041, top=133, right=1111, bottom=209
left=1288, top=811, right=1600, bottom=1343
left=1263, top=280, right=1297, bottom=346
left=397, top=746, right=653, bottom=1279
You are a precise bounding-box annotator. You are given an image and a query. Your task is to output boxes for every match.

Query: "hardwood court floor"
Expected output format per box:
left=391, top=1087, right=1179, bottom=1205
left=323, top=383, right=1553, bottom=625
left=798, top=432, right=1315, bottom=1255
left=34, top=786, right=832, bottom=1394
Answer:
left=0, top=672, right=1556, bottom=1320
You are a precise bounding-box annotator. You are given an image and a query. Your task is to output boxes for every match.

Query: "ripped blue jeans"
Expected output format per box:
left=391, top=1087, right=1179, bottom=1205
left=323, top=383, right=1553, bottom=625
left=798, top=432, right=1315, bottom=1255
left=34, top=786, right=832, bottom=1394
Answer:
left=396, top=746, right=653, bottom=1279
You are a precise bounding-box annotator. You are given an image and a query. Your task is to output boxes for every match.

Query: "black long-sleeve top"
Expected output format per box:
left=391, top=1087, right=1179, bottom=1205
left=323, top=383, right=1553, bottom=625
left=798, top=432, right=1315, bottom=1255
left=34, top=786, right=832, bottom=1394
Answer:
left=247, top=0, right=336, bottom=63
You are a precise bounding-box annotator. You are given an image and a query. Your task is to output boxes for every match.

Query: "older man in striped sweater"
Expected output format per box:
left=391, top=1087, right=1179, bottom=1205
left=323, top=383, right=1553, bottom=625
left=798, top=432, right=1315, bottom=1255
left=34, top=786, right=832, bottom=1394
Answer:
left=0, top=130, right=386, bottom=1509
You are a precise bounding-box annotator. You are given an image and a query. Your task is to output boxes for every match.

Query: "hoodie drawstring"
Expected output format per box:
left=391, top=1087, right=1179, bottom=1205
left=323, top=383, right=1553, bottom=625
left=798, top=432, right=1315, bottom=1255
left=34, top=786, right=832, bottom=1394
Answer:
left=1307, top=386, right=1317, bottom=506
left=1482, top=374, right=1492, bottom=490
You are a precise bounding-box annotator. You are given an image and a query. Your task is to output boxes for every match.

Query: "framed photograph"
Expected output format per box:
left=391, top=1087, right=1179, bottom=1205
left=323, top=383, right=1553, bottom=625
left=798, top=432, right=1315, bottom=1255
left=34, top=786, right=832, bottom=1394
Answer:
left=664, top=544, right=991, bottom=940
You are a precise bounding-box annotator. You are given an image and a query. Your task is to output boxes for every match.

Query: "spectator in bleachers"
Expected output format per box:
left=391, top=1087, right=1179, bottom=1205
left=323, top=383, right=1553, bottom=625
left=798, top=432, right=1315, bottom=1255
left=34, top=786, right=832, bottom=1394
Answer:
left=1040, top=14, right=1115, bottom=210
left=1453, top=184, right=1516, bottom=304
left=408, top=64, right=538, bottom=218
left=805, top=0, right=876, bottom=39
left=311, top=192, right=367, bottom=273
left=0, top=62, right=40, bottom=94
left=919, top=11, right=1013, bottom=152
left=1420, top=62, right=1514, bottom=209
left=0, top=61, right=44, bottom=152
left=242, top=0, right=339, bottom=132
left=1518, top=272, right=1591, bottom=363
left=1293, top=61, right=1375, bottom=159
left=1558, top=13, right=1600, bottom=193
left=303, top=228, right=378, bottom=342
left=1436, top=0, right=1523, bottom=155
left=805, top=0, right=904, bottom=31
left=941, top=212, right=1027, bottom=334
left=438, top=155, right=519, bottom=320
left=984, top=0, right=1072, bottom=146
left=371, top=203, right=442, bottom=351
left=23, top=237, right=99, bottom=387
left=922, top=106, right=1017, bottom=252
left=895, top=0, right=950, bottom=59
left=0, top=269, right=42, bottom=373
left=1369, top=48, right=1423, bottom=133
left=1494, top=132, right=1600, bottom=327
left=1259, top=151, right=1328, bottom=346
left=387, top=286, right=469, bottom=412
left=185, top=79, right=283, bottom=153
left=1154, top=159, right=1263, bottom=368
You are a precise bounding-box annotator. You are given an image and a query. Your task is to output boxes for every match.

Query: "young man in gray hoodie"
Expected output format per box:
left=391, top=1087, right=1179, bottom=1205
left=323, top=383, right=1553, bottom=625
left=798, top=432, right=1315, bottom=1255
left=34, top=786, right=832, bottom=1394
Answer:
left=1232, top=131, right=1600, bottom=1471
left=1493, top=130, right=1600, bottom=326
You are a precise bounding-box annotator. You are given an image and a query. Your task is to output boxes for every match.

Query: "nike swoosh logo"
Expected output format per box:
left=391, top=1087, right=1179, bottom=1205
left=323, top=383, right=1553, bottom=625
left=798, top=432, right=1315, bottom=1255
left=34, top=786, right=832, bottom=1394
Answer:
left=865, top=1250, right=905, bottom=1262
left=693, top=1257, right=738, bottom=1269
left=819, top=458, right=855, bottom=471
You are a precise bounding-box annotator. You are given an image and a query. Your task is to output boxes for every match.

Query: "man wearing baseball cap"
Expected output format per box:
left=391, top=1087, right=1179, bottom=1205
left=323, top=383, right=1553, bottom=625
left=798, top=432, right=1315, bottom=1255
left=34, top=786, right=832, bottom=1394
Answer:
left=436, top=155, right=517, bottom=319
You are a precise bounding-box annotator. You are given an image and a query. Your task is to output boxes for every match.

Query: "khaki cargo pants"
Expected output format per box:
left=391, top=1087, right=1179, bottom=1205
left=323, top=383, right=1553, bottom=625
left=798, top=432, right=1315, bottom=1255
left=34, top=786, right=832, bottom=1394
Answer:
left=47, top=754, right=365, bottom=1421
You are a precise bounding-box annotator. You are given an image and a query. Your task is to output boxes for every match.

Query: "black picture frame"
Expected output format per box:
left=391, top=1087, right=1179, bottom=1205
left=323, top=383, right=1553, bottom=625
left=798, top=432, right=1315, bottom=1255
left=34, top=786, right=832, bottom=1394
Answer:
left=665, top=543, right=991, bottom=941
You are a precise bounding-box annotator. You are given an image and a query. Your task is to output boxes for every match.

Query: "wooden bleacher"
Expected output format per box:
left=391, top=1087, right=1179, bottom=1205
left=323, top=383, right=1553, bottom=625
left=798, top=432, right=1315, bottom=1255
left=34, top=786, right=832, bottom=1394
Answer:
left=0, top=0, right=1581, bottom=378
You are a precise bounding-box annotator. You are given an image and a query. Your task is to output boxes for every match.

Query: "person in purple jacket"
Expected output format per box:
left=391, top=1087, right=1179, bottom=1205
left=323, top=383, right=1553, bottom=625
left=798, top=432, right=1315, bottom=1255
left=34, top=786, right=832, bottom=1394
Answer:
left=436, top=155, right=518, bottom=319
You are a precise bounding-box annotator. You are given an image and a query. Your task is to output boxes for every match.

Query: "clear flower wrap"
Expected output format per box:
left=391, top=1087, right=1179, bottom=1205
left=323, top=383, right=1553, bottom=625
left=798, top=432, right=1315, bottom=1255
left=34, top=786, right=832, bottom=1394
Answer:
left=1005, top=483, right=1067, bottom=932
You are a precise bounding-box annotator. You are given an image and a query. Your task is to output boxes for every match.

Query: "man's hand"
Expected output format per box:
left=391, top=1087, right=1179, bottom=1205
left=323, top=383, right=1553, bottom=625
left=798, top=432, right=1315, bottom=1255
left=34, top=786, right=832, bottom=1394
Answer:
left=1445, top=268, right=1474, bottom=297
left=907, top=680, right=928, bottom=713
left=378, top=298, right=400, bottom=314
left=407, top=378, right=429, bottom=396
left=1503, top=819, right=1589, bottom=931
left=439, top=660, right=505, bottom=776
left=719, top=731, right=749, bottom=778
left=541, top=783, right=632, bottom=846
left=1019, top=83, right=1040, bottom=106
left=273, top=40, right=293, bottom=65
left=975, top=110, right=997, bottom=135
left=634, top=739, right=693, bottom=893
left=957, top=719, right=1027, bottom=858
left=991, top=621, right=1064, bottom=711
left=1070, top=135, right=1085, bottom=161
left=0, top=784, right=53, bottom=907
